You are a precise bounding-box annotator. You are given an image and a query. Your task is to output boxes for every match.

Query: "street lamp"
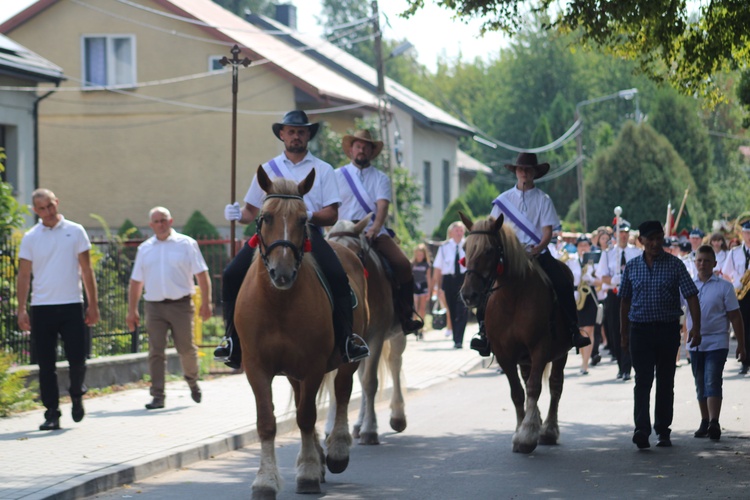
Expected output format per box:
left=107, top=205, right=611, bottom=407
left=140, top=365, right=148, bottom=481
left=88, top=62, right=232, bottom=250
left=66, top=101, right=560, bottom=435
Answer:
left=575, top=88, right=639, bottom=231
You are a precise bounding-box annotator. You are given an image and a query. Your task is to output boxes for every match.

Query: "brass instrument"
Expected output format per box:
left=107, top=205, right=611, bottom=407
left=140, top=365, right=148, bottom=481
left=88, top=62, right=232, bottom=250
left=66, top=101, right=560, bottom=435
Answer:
left=576, top=262, right=593, bottom=310
left=558, top=248, right=572, bottom=263
left=736, top=269, right=750, bottom=300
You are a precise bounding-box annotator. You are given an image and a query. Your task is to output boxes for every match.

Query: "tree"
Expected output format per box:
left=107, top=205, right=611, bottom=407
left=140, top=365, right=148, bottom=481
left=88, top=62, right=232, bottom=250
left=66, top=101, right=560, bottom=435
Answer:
left=403, top=1, right=750, bottom=101
left=461, top=173, right=498, bottom=219
left=211, top=0, right=275, bottom=17
left=0, top=150, right=27, bottom=238
left=432, top=198, right=473, bottom=240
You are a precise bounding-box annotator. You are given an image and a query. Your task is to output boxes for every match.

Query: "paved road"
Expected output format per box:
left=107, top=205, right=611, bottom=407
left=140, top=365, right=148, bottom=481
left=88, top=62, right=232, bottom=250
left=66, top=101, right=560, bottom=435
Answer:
left=84, top=347, right=750, bottom=500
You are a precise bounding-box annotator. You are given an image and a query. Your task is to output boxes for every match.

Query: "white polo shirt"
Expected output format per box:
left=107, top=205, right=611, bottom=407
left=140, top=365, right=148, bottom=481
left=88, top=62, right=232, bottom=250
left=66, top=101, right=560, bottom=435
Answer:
left=335, top=163, right=392, bottom=237
left=684, top=274, right=739, bottom=351
left=18, top=216, right=91, bottom=306
left=433, top=239, right=466, bottom=276
left=130, top=230, right=208, bottom=302
left=244, top=152, right=341, bottom=214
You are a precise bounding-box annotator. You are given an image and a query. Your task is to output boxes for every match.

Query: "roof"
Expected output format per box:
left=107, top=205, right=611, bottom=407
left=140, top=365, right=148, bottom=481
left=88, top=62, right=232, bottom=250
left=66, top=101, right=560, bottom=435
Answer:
left=456, top=149, right=492, bottom=174
left=0, top=32, right=63, bottom=83
left=245, top=13, right=477, bottom=137
left=0, top=0, right=376, bottom=108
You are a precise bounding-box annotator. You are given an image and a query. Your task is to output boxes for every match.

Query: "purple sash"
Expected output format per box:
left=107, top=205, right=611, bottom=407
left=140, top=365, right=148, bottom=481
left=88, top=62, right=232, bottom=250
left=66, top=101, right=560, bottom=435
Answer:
left=341, top=168, right=376, bottom=222
left=267, top=158, right=284, bottom=178
left=492, top=198, right=541, bottom=244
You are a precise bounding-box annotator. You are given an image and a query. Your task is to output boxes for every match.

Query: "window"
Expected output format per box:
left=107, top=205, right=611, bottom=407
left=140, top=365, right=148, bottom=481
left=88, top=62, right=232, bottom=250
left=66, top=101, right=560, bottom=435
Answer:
left=82, top=35, right=136, bottom=87
left=442, top=159, right=450, bottom=210
left=422, top=161, right=431, bottom=206
left=209, top=56, right=224, bottom=72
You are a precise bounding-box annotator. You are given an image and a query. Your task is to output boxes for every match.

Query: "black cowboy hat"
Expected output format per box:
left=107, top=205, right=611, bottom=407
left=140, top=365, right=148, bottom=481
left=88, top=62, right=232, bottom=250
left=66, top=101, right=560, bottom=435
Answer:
left=272, top=110, right=320, bottom=140
left=504, top=152, right=550, bottom=179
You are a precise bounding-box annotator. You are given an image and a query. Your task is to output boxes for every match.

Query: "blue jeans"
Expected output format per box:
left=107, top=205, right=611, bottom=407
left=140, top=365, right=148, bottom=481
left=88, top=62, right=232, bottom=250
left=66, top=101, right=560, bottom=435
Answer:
left=690, top=348, right=728, bottom=400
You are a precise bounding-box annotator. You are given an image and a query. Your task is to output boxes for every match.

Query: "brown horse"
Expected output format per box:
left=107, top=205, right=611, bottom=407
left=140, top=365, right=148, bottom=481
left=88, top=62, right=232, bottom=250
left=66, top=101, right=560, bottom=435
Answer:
left=235, top=167, right=368, bottom=499
left=328, top=219, right=408, bottom=444
left=459, top=212, right=570, bottom=453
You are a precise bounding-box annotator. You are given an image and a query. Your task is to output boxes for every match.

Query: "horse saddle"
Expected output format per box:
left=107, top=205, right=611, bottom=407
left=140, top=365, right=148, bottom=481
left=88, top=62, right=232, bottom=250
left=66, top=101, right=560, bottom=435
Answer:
left=312, top=266, right=358, bottom=311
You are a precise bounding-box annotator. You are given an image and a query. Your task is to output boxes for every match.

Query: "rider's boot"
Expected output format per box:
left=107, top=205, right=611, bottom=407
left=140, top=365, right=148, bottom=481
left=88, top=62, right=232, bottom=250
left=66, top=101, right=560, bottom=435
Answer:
left=398, top=280, right=424, bottom=335
left=333, top=293, right=370, bottom=363
left=469, top=302, right=492, bottom=357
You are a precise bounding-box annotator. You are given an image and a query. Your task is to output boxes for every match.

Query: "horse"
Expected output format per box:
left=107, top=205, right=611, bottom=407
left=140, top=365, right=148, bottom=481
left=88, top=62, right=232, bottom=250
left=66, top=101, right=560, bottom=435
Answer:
left=328, top=219, right=408, bottom=444
left=458, top=212, right=571, bottom=454
left=235, top=167, right=368, bottom=499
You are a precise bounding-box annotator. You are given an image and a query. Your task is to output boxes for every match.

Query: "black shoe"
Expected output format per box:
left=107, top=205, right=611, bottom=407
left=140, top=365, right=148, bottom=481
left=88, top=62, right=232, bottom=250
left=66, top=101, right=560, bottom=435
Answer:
left=572, top=329, right=591, bottom=348
left=622, top=373, right=631, bottom=381
left=190, top=384, right=202, bottom=404
left=145, top=398, right=165, bottom=410
left=740, top=367, right=748, bottom=375
left=632, top=430, right=650, bottom=449
left=591, top=353, right=601, bottom=366
left=470, top=335, right=492, bottom=357
left=694, top=419, right=709, bottom=438
left=656, top=434, right=672, bottom=447
left=343, top=334, right=369, bottom=363
left=708, top=420, right=721, bottom=440
left=616, top=372, right=623, bottom=379
left=402, top=317, right=424, bottom=335
left=453, top=343, right=462, bottom=349
left=39, top=417, right=61, bottom=431
left=71, top=396, right=85, bottom=423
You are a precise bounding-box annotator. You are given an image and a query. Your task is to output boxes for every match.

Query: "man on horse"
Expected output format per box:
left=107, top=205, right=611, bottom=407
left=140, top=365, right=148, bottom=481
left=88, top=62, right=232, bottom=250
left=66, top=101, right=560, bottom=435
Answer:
left=334, top=129, right=424, bottom=335
left=471, top=152, right=591, bottom=355
left=214, top=110, right=370, bottom=368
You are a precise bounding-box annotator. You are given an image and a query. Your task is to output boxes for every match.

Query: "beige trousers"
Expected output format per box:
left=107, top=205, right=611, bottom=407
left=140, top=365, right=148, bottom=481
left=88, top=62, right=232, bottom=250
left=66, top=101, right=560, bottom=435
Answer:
left=144, top=297, right=198, bottom=399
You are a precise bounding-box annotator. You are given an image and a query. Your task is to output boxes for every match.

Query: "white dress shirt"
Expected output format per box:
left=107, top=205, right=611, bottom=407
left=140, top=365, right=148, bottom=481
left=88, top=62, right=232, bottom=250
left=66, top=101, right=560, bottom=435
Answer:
left=596, top=244, right=642, bottom=292
left=335, top=162, right=391, bottom=236
left=433, top=239, right=466, bottom=276
left=490, top=186, right=559, bottom=249
left=721, top=244, right=750, bottom=288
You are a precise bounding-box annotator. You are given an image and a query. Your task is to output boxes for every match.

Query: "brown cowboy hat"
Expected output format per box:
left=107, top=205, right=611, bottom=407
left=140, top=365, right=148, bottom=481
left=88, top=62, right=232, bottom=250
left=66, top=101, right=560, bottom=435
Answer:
left=342, top=130, right=384, bottom=160
left=272, top=110, right=320, bottom=140
left=504, top=152, right=550, bottom=179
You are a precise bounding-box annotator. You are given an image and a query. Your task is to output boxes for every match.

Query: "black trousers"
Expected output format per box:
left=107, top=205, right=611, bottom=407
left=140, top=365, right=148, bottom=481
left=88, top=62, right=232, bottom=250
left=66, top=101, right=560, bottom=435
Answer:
left=630, top=321, right=681, bottom=437
left=442, top=273, right=468, bottom=346
left=222, top=226, right=352, bottom=350
left=605, top=291, right=632, bottom=376
left=30, top=303, right=88, bottom=418
left=537, top=251, right=578, bottom=330
left=739, top=295, right=750, bottom=370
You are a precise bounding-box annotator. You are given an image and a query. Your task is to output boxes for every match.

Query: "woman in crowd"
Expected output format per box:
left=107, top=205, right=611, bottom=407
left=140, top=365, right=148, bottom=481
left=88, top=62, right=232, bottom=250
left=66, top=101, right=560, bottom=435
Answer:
left=411, top=243, right=433, bottom=340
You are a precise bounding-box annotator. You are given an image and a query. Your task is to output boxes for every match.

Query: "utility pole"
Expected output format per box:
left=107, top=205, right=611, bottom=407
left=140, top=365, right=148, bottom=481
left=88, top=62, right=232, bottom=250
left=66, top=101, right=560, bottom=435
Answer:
left=220, top=45, right=251, bottom=257
left=371, top=0, right=398, bottom=225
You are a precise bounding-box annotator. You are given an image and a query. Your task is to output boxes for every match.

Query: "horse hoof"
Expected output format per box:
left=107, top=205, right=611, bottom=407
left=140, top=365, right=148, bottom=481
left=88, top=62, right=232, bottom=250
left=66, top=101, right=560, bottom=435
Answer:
left=390, top=417, right=407, bottom=433
left=513, top=442, right=538, bottom=454
left=359, top=432, right=380, bottom=445
left=352, top=424, right=361, bottom=439
left=296, top=478, right=321, bottom=494
left=326, top=454, right=350, bottom=474
left=538, top=435, right=559, bottom=446
left=251, top=487, right=277, bottom=500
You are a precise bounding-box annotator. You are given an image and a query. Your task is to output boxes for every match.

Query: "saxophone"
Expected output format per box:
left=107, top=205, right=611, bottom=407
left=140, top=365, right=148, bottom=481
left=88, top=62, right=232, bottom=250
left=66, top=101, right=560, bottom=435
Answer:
left=576, top=262, right=593, bottom=310
left=736, top=269, right=750, bottom=300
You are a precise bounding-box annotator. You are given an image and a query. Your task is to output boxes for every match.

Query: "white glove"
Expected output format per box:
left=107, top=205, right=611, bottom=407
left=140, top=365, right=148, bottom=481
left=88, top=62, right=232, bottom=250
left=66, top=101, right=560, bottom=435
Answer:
left=224, top=202, right=241, bottom=222
left=306, top=209, right=313, bottom=221
left=610, top=275, right=621, bottom=286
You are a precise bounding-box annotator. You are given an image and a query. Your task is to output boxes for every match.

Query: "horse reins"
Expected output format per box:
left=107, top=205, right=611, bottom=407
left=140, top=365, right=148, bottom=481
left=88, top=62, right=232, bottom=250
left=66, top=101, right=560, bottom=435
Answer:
left=254, top=194, right=309, bottom=271
left=327, top=230, right=370, bottom=269
left=464, top=229, right=506, bottom=297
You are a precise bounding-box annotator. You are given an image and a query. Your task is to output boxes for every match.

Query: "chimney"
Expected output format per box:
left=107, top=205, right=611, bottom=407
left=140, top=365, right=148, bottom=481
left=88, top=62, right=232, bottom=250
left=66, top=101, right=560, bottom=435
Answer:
left=275, top=4, right=297, bottom=30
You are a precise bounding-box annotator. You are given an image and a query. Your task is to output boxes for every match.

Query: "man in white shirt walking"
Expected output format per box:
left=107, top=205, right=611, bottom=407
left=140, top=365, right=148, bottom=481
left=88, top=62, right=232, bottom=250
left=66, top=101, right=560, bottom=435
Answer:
left=127, top=207, right=212, bottom=409
left=17, top=189, right=99, bottom=431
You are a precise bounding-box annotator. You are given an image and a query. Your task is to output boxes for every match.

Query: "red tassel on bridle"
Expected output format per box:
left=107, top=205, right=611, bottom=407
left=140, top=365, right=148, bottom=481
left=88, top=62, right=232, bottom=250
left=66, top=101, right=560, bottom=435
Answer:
left=303, top=238, right=312, bottom=252
left=363, top=268, right=369, bottom=279
left=248, top=234, right=260, bottom=248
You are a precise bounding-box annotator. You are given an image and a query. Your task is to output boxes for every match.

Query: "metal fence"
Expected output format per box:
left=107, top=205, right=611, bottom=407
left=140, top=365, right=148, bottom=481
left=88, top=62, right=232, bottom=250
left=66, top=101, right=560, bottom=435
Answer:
left=0, top=234, right=234, bottom=365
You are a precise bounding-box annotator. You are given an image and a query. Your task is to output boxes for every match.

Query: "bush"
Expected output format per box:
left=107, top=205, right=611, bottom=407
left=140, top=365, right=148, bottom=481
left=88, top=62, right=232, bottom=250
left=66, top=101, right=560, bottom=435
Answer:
left=117, top=219, right=143, bottom=239
left=432, top=198, right=473, bottom=240
left=182, top=211, right=229, bottom=308
left=0, top=352, right=38, bottom=416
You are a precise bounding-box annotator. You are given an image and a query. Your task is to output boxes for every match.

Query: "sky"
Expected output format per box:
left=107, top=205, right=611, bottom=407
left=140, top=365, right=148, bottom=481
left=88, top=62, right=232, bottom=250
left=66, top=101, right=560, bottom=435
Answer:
left=0, top=0, right=509, bottom=72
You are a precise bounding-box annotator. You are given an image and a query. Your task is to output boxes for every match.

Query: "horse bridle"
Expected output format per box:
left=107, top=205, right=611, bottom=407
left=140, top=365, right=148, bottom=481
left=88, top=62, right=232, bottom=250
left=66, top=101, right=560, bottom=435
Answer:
left=255, top=194, right=309, bottom=271
left=464, top=229, right=506, bottom=296
left=327, top=229, right=369, bottom=269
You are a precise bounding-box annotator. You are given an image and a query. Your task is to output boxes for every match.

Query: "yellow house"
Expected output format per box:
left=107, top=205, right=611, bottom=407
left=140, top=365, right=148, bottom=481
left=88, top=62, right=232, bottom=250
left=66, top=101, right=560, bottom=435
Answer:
left=2, top=0, right=476, bottom=235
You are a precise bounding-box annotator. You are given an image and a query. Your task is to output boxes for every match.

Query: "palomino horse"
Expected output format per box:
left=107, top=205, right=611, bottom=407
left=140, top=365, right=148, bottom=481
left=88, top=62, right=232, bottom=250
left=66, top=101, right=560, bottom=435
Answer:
left=459, top=212, right=570, bottom=453
left=328, top=219, right=408, bottom=444
left=235, top=167, right=368, bottom=499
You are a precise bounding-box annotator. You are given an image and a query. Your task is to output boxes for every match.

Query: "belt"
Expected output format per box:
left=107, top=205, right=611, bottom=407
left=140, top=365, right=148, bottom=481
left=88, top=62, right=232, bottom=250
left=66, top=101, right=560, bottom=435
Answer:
left=631, top=320, right=680, bottom=327
left=153, top=295, right=191, bottom=304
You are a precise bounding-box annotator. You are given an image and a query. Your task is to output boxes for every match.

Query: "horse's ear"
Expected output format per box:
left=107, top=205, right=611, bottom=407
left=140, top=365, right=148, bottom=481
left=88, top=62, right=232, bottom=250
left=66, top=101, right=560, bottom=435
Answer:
left=257, top=165, right=273, bottom=194
left=353, top=217, right=370, bottom=235
left=458, top=211, right=473, bottom=231
left=492, top=213, right=504, bottom=233
left=298, top=168, right=316, bottom=196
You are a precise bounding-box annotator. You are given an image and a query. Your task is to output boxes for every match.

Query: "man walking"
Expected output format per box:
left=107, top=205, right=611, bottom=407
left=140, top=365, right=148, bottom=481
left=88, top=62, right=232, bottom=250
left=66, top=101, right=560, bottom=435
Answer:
left=17, top=188, right=99, bottom=430
left=721, top=220, right=750, bottom=374
left=126, top=207, right=212, bottom=409
left=620, top=220, right=701, bottom=449
left=686, top=245, right=746, bottom=440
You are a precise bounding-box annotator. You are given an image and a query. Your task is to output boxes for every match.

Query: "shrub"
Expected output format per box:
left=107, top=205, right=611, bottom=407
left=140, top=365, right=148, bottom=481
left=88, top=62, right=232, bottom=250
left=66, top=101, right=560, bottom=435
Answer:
left=0, top=352, right=38, bottom=416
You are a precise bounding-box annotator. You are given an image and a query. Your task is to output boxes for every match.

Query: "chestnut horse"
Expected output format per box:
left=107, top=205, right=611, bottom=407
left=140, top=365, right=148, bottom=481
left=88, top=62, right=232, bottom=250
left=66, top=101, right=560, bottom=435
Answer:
left=328, top=219, right=408, bottom=444
left=459, top=212, right=570, bottom=453
left=235, top=167, right=368, bottom=499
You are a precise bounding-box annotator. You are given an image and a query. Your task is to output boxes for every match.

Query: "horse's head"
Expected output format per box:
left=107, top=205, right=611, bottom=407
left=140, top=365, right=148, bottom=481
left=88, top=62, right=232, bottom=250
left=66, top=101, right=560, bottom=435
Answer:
left=254, top=166, right=314, bottom=290
left=459, top=211, right=507, bottom=307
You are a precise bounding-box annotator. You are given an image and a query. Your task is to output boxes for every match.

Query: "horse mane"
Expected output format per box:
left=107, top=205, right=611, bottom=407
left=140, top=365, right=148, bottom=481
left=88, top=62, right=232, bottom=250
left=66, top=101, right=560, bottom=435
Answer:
left=468, top=217, right=536, bottom=280
left=261, top=177, right=305, bottom=219
left=328, top=219, right=384, bottom=275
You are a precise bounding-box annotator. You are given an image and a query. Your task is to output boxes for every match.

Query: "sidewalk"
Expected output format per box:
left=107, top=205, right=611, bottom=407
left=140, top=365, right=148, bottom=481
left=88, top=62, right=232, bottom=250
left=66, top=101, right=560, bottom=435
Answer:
left=0, top=325, right=484, bottom=500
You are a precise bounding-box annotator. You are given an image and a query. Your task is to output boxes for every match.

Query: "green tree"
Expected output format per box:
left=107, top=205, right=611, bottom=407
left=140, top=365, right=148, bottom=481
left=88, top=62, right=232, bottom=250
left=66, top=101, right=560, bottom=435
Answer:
left=460, top=173, right=497, bottom=219
left=432, top=198, right=473, bottom=240
left=211, top=0, right=275, bottom=17
left=403, top=0, right=750, bottom=101
left=117, top=219, right=143, bottom=240
left=0, top=150, right=28, bottom=238
left=586, top=121, right=705, bottom=230
left=182, top=211, right=225, bottom=307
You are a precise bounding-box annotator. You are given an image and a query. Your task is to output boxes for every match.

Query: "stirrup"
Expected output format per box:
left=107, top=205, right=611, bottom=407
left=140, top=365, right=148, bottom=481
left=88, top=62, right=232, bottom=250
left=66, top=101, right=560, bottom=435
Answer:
left=213, top=336, right=233, bottom=362
left=345, top=333, right=370, bottom=363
